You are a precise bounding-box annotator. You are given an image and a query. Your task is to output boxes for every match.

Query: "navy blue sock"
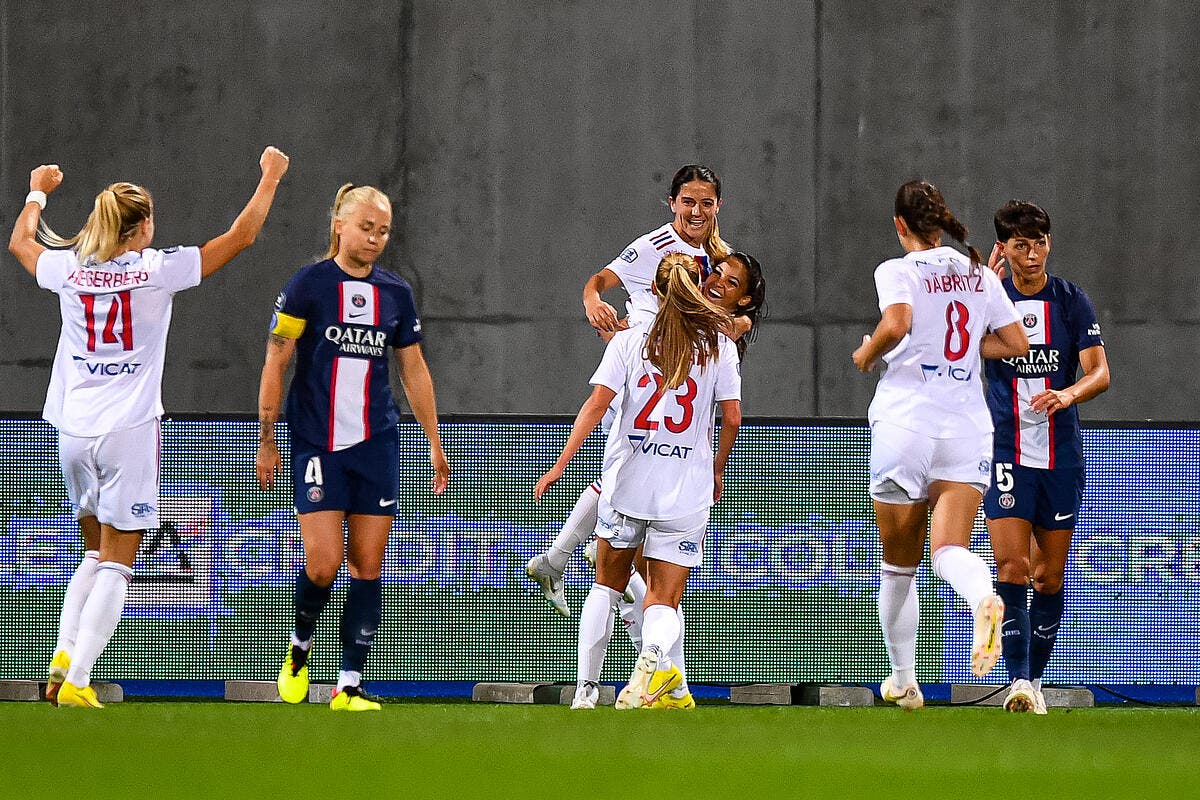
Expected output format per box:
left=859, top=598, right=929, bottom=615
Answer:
left=1029, top=586, right=1065, bottom=682
left=340, top=577, right=382, bottom=676
left=294, top=568, right=332, bottom=643
left=995, top=581, right=1030, bottom=681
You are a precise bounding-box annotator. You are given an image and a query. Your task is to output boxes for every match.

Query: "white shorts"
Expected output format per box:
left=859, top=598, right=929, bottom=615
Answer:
left=869, top=420, right=991, bottom=504
left=59, top=418, right=161, bottom=530
left=595, top=499, right=709, bottom=569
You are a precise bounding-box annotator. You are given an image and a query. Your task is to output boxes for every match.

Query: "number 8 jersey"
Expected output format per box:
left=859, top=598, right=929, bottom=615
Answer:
left=36, top=246, right=202, bottom=436
left=868, top=246, right=1020, bottom=438
left=591, top=327, right=741, bottom=520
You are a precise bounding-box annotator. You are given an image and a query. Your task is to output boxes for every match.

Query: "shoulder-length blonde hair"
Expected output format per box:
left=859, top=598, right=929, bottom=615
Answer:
left=39, top=182, right=152, bottom=264
left=644, top=252, right=727, bottom=390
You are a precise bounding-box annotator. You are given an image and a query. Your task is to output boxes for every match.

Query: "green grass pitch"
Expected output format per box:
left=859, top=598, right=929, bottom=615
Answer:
left=6, top=701, right=1198, bottom=799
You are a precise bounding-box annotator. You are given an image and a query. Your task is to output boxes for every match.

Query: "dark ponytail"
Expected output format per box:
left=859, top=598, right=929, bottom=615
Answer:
left=895, top=180, right=981, bottom=265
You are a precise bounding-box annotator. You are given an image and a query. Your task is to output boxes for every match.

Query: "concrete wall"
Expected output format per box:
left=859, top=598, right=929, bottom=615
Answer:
left=1, top=1, right=1196, bottom=420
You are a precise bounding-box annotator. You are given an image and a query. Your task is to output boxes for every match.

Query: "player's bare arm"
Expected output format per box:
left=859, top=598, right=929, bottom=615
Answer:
left=583, top=268, right=623, bottom=332
left=1030, top=343, right=1110, bottom=415
left=255, top=333, right=296, bottom=491
left=8, top=164, right=64, bottom=275
left=199, top=146, right=290, bottom=278
left=853, top=303, right=912, bottom=372
left=534, top=384, right=617, bottom=501
left=395, top=343, right=450, bottom=495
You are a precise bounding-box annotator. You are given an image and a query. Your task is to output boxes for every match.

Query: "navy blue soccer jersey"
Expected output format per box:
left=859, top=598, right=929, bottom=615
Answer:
left=984, top=274, right=1103, bottom=469
left=270, top=260, right=423, bottom=451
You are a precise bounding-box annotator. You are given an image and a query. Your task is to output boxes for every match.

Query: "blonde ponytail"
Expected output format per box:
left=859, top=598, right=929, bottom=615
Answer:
left=39, top=182, right=152, bottom=264
left=645, top=252, right=727, bottom=390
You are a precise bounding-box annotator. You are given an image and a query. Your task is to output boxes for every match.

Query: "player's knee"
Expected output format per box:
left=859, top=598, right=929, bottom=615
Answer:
left=1032, top=570, right=1064, bottom=595
left=305, top=562, right=341, bottom=587
left=995, top=555, right=1030, bottom=585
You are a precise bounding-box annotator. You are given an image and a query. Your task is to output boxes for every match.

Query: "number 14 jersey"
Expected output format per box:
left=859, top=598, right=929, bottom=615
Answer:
left=868, top=246, right=1020, bottom=439
left=37, top=246, right=202, bottom=436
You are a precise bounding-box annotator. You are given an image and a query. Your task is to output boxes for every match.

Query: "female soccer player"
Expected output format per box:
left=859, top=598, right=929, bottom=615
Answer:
left=9, top=146, right=290, bottom=708
left=983, top=201, right=1109, bottom=714
left=852, top=180, right=1028, bottom=710
left=257, top=183, right=449, bottom=712
left=526, top=164, right=738, bottom=617
left=535, top=252, right=742, bottom=710
left=568, top=251, right=765, bottom=710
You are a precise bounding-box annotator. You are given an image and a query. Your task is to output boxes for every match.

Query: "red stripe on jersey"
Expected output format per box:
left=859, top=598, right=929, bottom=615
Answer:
left=1046, top=377, right=1055, bottom=469
left=372, top=286, right=380, bottom=326
left=1043, top=301, right=1051, bottom=345
left=361, top=364, right=371, bottom=440
left=654, top=238, right=676, bottom=251
left=338, top=282, right=345, bottom=322
left=1012, top=378, right=1022, bottom=464
left=328, top=359, right=340, bottom=451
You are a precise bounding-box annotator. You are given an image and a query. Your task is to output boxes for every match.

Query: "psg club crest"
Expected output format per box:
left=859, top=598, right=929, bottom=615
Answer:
left=999, top=493, right=1015, bottom=509
left=307, top=486, right=324, bottom=503
left=352, top=294, right=367, bottom=308
left=1023, top=313, right=1037, bottom=328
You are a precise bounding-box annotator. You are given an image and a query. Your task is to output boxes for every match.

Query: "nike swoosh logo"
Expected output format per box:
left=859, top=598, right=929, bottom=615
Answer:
left=348, top=312, right=366, bottom=319
left=1036, top=624, right=1060, bottom=633
left=378, top=498, right=397, bottom=507
left=1054, top=513, right=1074, bottom=521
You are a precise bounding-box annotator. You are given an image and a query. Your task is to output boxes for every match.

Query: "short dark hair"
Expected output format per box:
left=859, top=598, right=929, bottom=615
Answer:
left=994, top=200, right=1051, bottom=241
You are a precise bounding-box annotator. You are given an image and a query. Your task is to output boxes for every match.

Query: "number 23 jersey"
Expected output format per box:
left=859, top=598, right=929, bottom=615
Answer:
left=591, top=327, right=741, bottom=520
left=270, top=259, right=423, bottom=452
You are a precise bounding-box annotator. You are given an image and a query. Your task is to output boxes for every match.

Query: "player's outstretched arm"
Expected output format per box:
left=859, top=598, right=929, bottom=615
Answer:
left=533, top=385, right=617, bottom=501
left=199, top=146, right=290, bottom=278
left=8, top=164, right=64, bottom=276
left=396, top=342, right=450, bottom=495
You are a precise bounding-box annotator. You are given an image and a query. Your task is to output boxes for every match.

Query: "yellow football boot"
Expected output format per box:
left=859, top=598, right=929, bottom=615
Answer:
left=329, top=685, right=382, bottom=711
left=57, top=681, right=104, bottom=709
left=46, top=650, right=71, bottom=706
left=277, top=644, right=310, bottom=704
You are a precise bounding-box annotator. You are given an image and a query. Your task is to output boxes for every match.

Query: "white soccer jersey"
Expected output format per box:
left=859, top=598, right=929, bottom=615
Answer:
left=591, top=327, right=741, bottom=520
left=37, top=246, right=202, bottom=436
left=603, top=223, right=709, bottom=327
left=868, top=246, right=1020, bottom=439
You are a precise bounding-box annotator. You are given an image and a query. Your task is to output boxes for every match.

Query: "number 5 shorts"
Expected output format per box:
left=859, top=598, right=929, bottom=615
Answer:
left=594, top=497, right=710, bottom=569
left=58, top=417, right=162, bottom=530
left=869, top=419, right=991, bottom=504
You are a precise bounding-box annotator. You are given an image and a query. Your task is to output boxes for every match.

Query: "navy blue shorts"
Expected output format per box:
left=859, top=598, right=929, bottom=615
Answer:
left=292, top=429, right=400, bottom=516
left=984, top=461, right=1084, bottom=530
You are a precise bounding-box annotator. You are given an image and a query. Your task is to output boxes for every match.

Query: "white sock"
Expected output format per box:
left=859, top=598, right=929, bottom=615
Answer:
left=616, top=571, right=646, bottom=652
left=931, top=545, right=994, bottom=612
left=337, top=671, right=361, bottom=692
left=545, top=485, right=600, bottom=572
left=1031, top=678, right=1043, bottom=692
left=641, top=604, right=680, bottom=671
left=668, top=604, right=690, bottom=696
left=879, top=561, right=919, bottom=685
left=54, top=550, right=100, bottom=655
left=290, top=633, right=312, bottom=650
left=66, top=562, right=132, bottom=688
left=577, top=583, right=620, bottom=683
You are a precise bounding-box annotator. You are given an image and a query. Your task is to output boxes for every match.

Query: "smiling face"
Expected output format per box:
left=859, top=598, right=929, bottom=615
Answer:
left=701, top=256, right=752, bottom=313
left=334, top=198, right=392, bottom=270
left=668, top=180, right=722, bottom=247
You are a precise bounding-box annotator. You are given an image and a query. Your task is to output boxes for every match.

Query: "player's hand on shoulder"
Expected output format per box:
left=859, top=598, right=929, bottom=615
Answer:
left=585, top=298, right=620, bottom=332
left=260, top=147, right=290, bottom=181
left=987, top=242, right=1007, bottom=280
left=30, top=164, right=64, bottom=194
